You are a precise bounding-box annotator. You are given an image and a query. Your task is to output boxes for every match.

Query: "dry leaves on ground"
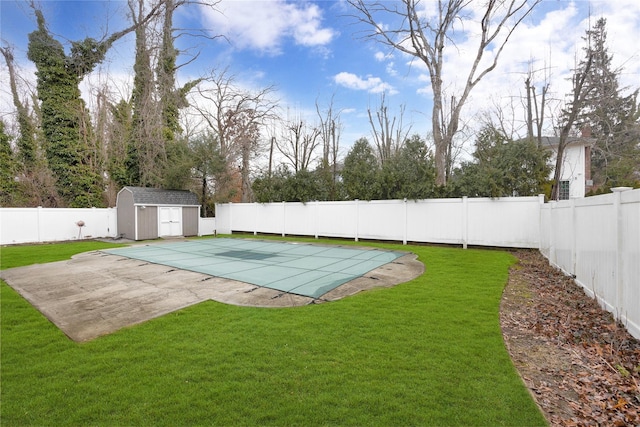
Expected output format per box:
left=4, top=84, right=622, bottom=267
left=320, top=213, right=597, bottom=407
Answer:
left=501, top=250, right=640, bottom=426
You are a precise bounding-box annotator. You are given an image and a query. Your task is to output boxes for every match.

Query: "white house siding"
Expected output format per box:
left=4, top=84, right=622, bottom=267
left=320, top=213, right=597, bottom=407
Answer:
left=548, top=144, right=588, bottom=199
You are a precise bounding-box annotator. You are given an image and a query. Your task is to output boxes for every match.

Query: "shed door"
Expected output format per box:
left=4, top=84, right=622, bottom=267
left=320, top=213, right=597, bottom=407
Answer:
left=159, top=207, right=182, bottom=236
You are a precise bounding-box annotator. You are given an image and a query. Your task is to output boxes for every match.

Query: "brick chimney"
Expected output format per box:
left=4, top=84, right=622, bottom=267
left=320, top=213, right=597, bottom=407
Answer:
left=581, top=124, right=592, bottom=138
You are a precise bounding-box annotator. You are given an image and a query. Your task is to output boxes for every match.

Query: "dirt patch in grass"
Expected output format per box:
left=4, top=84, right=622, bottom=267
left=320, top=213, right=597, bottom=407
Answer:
left=501, top=250, right=640, bottom=426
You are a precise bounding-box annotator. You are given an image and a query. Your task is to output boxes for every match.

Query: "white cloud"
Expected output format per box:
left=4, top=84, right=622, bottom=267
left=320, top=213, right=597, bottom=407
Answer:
left=199, top=0, right=335, bottom=54
left=460, top=0, right=640, bottom=137
left=403, top=1, right=638, bottom=138
left=333, top=71, right=396, bottom=94
left=373, top=51, right=397, bottom=75
left=386, top=62, right=397, bottom=76
left=289, top=4, right=335, bottom=46
left=374, top=51, right=394, bottom=62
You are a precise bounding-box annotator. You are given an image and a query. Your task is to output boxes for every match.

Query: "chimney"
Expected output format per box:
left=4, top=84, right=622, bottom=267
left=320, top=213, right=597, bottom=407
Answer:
left=581, top=124, right=592, bottom=138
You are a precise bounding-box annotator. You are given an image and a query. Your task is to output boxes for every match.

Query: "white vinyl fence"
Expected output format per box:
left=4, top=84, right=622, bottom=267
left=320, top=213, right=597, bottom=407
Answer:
left=540, top=188, right=640, bottom=340
left=214, top=196, right=545, bottom=248
left=0, top=207, right=117, bottom=245
left=2, top=191, right=638, bottom=339
left=0, top=208, right=217, bottom=245
left=216, top=190, right=639, bottom=339
left=198, top=217, right=216, bottom=237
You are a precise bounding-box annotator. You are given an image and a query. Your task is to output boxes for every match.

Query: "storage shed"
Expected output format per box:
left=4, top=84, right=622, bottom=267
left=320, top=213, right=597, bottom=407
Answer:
left=116, top=187, right=200, bottom=240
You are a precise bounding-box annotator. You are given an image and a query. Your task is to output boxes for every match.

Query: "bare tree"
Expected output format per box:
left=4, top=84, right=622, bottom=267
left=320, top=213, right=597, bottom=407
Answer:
left=523, top=62, right=551, bottom=146
left=316, top=95, right=343, bottom=199
left=348, top=0, right=541, bottom=186
left=367, top=93, right=411, bottom=164
left=226, top=109, right=260, bottom=202
left=275, top=116, right=321, bottom=173
left=551, top=53, right=594, bottom=200
left=192, top=68, right=277, bottom=201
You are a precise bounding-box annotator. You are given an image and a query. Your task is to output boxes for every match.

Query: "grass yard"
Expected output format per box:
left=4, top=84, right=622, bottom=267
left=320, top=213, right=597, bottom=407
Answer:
left=0, top=237, right=547, bottom=426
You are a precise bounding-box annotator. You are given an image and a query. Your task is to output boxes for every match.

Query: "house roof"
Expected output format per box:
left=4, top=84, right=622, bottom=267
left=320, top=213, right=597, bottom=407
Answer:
left=121, top=186, right=199, bottom=206
left=539, top=136, right=595, bottom=149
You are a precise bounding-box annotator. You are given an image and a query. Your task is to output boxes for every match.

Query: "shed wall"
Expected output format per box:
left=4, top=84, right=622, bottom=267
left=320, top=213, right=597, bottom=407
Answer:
left=183, top=207, right=199, bottom=236
left=137, top=206, right=158, bottom=240
left=117, top=190, right=135, bottom=239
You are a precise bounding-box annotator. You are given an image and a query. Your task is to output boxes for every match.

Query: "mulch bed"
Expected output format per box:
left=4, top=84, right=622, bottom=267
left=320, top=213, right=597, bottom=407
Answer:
left=501, top=250, right=640, bottom=426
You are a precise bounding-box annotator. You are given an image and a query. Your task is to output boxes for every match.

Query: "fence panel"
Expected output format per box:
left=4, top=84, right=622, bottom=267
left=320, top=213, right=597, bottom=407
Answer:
left=227, top=203, right=258, bottom=233
left=1, top=209, right=40, bottom=244
left=539, top=204, right=552, bottom=256
left=619, top=190, right=640, bottom=336
left=216, top=197, right=541, bottom=247
left=540, top=189, right=640, bottom=340
left=1, top=207, right=117, bottom=245
left=357, top=200, right=405, bottom=242
left=467, top=197, right=541, bottom=247
left=573, top=196, right=617, bottom=305
left=406, top=199, right=464, bottom=245
left=198, top=217, right=216, bottom=236
left=214, top=204, right=231, bottom=234
left=549, top=202, right=574, bottom=273
left=316, top=201, right=358, bottom=239
left=283, top=203, right=315, bottom=236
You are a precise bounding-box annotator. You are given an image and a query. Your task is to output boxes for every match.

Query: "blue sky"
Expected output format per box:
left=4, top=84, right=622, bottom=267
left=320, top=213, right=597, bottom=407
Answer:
left=1, top=0, right=639, bottom=164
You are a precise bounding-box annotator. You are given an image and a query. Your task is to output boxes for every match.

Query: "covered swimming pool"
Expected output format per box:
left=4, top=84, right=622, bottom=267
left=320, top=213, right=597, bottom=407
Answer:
left=104, top=238, right=406, bottom=299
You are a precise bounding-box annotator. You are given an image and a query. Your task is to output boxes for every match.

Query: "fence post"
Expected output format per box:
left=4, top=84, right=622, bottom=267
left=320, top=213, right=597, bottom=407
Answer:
left=403, top=198, right=408, bottom=245
left=253, top=203, right=258, bottom=236
left=37, top=206, right=43, bottom=242
left=571, top=198, right=577, bottom=276
left=538, top=194, right=545, bottom=250
left=462, top=196, right=468, bottom=249
left=315, top=200, right=319, bottom=239
left=354, top=199, right=359, bottom=242
left=612, top=187, right=632, bottom=316
left=282, top=201, right=286, bottom=237
left=548, top=201, right=557, bottom=266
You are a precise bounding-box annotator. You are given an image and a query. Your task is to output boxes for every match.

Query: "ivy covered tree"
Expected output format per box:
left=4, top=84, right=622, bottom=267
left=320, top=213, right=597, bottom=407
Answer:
left=26, top=9, right=103, bottom=206
left=124, top=0, right=157, bottom=187
left=1, top=43, right=62, bottom=207
left=26, top=3, right=160, bottom=206
left=0, top=120, right=20, bottom=206
left=26, top=1, right=167, bottom=205
left=106, top=100, right=134, bottom=188
left=1, top=46, right=38, bottom=169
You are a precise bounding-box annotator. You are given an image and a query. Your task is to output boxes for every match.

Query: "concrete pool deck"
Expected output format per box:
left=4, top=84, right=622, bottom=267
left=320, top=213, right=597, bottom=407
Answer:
left=0, top=239, right=424, bottom=342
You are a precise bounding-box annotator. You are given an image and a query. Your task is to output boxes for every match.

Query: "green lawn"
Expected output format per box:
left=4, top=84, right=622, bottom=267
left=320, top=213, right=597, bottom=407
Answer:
left=0, top=237, right=546, bottom=426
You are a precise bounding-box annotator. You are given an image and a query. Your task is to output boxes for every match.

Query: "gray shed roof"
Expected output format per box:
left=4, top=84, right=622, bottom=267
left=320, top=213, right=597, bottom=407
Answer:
left=122, top=186, right=199, bottom=206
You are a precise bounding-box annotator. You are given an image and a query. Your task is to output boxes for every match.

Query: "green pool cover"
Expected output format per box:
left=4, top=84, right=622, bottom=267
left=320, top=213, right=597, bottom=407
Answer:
left=104, top=238, right=405, bottom=299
